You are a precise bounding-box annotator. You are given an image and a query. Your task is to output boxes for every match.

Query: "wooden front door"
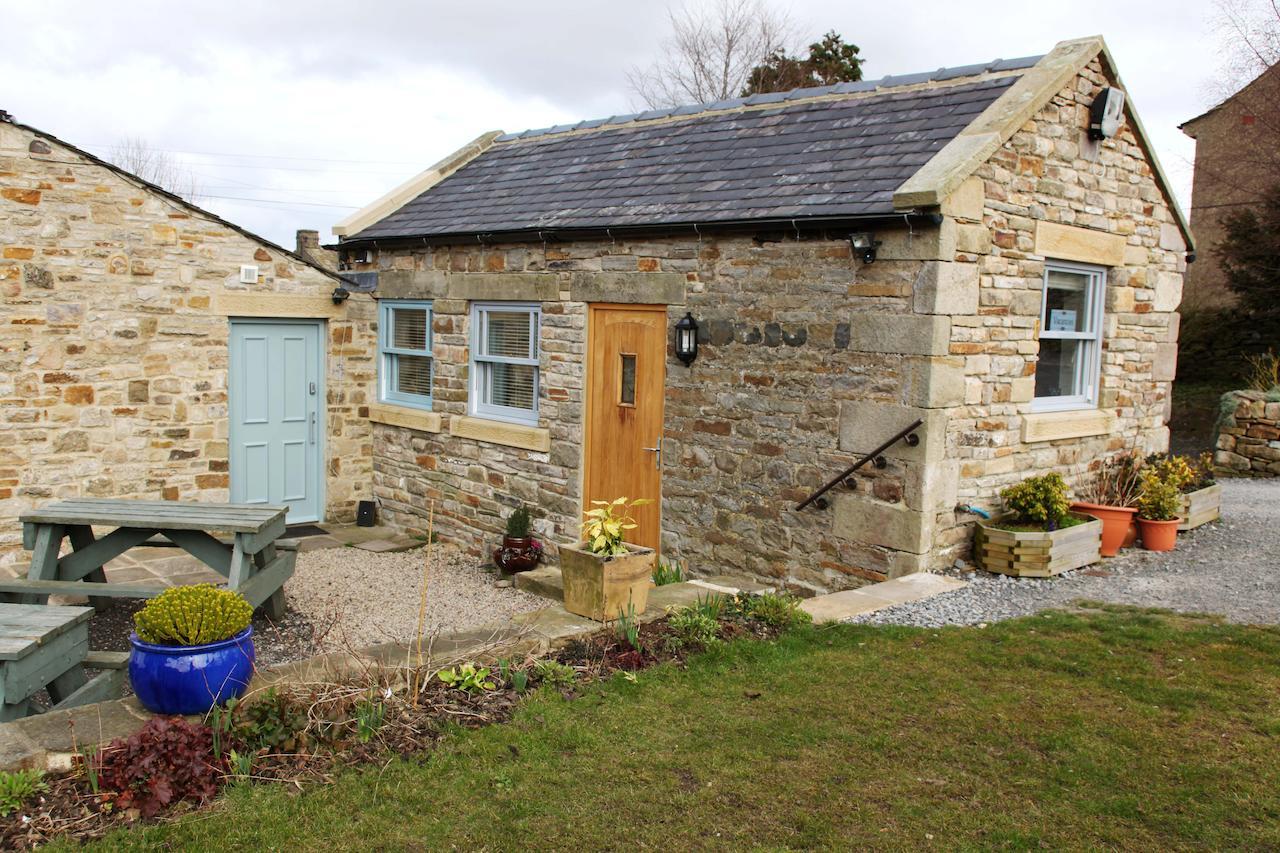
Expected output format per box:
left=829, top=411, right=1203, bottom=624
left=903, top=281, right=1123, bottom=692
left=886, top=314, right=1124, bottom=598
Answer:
left=584, top=305, right=667, bottom=550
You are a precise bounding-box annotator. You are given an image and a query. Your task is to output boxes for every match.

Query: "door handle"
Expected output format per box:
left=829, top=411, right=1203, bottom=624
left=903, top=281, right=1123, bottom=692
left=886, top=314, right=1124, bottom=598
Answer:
left=309, top=412, right=317, bottom=445
left=642, top=439, right=661, bottom=470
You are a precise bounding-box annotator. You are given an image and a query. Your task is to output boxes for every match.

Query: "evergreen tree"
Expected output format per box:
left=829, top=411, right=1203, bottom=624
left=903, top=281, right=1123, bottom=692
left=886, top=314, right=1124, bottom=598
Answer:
left=742, top=31, right=863, bottom=96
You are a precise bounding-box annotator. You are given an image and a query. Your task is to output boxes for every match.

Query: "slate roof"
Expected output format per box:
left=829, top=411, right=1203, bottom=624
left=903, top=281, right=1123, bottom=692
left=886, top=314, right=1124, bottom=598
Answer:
left=350, top=59, right=1040, bottom=242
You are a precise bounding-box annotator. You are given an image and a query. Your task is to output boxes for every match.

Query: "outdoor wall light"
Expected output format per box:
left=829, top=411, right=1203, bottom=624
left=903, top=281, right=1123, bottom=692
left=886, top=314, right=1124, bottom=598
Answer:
left=674, top=312, right=699, bottom=366
left=331, top=286, right=351, bottom=305
left=849, top=232, right=881, bottom=264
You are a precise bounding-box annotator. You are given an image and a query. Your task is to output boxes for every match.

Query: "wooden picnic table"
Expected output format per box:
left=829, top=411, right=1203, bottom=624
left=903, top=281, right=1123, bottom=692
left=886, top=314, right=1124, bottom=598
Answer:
left=0, top=603, right=127, bottom=721
left=0, top=499, right=296, bottom=619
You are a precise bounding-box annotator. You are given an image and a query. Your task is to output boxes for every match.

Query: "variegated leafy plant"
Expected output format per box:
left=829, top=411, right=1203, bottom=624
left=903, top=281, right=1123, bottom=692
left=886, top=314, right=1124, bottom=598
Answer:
left=581, top=497, right=652, bottom=556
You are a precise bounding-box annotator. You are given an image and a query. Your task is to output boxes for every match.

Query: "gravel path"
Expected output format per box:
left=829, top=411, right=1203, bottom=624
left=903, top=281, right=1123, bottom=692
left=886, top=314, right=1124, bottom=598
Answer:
left=86, top=544, right=550, bottom=669
left=853, top=479, right=1280, bottom=627
left=281, top=544, right=549, bottom=654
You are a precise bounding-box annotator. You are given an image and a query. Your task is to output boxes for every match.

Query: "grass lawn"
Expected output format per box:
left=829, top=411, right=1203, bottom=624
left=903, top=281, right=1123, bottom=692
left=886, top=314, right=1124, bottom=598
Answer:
left=84, top=606, right=1280, bottom=850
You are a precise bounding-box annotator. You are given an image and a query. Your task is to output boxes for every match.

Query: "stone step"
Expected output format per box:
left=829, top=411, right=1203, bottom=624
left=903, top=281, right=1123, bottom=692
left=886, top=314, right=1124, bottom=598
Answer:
left=514, top=566, right=564, bottom=601
left=800, top=573, right=967, bottom=624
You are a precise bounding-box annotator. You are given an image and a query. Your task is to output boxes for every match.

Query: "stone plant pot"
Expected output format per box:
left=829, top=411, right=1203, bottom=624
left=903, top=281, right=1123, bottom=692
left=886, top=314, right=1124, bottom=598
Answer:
left=1070, top=502, right=1138, bottom=557
left=974, top=513, right=1103, bottom=578
left=560, top=542, right=654, bottom=622
left=1177, top=483, right=1222, bottom=532
left=1137, top=517, right=1181, bottom=552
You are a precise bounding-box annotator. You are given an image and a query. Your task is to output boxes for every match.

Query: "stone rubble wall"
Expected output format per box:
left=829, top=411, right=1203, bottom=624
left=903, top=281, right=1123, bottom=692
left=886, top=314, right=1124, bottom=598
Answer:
left=1215, top=390, right=1280, bottom=476
left=936, top=57, right=1185, bottom=566
left=364, top=227, right=955, bottom=595
left=0, top=121, right=376, bottom=570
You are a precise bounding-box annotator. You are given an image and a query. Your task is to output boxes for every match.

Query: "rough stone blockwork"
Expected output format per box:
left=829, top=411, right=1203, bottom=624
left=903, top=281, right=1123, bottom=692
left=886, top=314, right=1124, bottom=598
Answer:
left=1216, top=391, right=1280, bottom=476
left=939, top=57, right=1184, bottom=566
left=0, top=122, right=376, bottom=570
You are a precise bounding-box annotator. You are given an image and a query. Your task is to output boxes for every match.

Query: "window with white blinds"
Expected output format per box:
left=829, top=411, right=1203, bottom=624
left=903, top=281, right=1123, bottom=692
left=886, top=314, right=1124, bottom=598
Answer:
left=379, top=301, right=433, bottom=409
left=471, top=303, right=540, bottom=425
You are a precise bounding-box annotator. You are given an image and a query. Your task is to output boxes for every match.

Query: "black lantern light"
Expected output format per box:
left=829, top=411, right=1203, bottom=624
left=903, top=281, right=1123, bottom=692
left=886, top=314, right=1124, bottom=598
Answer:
left=674, top=312, right=699, bottom=366
left=331, top=286, right=351, bottom=305
left=849, top=232, right=881, bottom=264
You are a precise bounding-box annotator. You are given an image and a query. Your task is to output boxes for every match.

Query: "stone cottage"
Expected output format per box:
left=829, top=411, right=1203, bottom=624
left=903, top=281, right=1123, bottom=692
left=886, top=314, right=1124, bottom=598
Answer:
left=0, top=112, right=377, bottom=571
left=330, top=35, right=1191, bottom=595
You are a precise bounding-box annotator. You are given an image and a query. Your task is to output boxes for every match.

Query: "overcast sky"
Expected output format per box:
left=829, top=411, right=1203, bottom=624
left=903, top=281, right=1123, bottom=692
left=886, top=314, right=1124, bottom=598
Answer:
left=1, top=0, right=1231, bottom=248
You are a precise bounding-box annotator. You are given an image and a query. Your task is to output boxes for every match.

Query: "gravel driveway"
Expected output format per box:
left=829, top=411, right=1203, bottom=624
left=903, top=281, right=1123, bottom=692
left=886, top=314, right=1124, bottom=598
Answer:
left=853, top=478, right=1280, bottom=627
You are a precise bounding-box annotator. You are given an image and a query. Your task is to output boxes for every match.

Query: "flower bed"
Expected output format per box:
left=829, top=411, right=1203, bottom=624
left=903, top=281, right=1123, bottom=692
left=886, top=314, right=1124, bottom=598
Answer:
left=0, top=592, right=809, bottom=849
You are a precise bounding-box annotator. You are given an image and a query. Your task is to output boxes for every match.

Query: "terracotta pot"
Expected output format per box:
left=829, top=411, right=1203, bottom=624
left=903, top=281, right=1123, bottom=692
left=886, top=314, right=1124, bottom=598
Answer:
left=1123, top=520, right=1139, bottom=549
left=1137, top=517, right=1181, bottom=552
left=1070, top=502, right=1138, bottom=557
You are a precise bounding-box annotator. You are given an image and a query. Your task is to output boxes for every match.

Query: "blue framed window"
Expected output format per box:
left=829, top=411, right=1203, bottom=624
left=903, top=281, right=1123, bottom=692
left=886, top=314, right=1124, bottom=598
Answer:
left=470, top=302, right=540, bottom=426
left=379, top=301, right=433, bottom=409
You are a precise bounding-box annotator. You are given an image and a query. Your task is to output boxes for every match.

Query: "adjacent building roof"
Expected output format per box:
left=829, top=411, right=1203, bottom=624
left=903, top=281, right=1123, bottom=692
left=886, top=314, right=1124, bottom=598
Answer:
left=335, top=36, right=1194, bottom=250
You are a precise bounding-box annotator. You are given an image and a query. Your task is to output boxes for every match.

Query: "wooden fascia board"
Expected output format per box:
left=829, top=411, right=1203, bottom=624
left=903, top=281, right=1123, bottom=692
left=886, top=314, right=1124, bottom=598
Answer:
left=332, top=130, right=504, bottom=238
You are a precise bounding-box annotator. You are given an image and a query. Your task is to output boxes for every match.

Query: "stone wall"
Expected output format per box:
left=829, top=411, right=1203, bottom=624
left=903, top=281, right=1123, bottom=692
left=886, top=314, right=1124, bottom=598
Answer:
left=0, top=119, right=376, bottom=570
left=937, top=57, right=1185, bottom=565
left=1215, top=390, right=1280, bottom=476
left=362, top=224, right=959, bottom=595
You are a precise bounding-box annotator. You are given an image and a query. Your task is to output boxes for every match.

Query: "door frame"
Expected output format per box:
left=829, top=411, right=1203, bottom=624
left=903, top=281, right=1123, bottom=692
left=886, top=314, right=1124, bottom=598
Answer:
left=227, top=317, right=327, bottom=524
left=581, top=303, right=668, bottom=550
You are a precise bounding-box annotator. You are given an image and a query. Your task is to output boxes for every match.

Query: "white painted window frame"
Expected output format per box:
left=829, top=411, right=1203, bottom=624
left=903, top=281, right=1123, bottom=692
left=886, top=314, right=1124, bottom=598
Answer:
left=470, top=302, right=541, bottom=426
left=1032, top=260, right=1106, bottom=413
left=379, top=300, right=433, bottom=410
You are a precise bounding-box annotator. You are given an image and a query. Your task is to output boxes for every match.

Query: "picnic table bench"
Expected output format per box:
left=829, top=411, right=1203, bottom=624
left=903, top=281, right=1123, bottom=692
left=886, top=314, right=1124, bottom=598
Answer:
left=1, top=499, right=296, bottom=619
left=0, top=603, right=128, bottom=721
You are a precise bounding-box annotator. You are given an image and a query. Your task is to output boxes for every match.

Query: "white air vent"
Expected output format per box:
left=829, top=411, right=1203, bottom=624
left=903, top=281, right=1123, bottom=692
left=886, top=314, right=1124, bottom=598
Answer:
left=239, top=264, right=259, bottom=284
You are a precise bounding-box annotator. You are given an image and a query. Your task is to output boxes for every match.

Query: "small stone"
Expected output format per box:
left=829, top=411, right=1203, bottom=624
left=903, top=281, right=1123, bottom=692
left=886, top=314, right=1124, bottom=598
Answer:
left=495, top=579, right=514, bottom=589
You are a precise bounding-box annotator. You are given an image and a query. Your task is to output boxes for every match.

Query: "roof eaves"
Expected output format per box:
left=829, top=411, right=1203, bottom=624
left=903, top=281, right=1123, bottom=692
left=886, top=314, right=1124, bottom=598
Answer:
left=6, top=116, right=351, bottom=283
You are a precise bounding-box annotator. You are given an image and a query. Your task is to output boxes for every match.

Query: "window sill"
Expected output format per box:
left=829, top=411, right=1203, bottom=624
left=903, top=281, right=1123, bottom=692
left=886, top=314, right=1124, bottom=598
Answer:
left=1021, top=409, right=1115, bottom=443
left=450, top=415, right=550, bottom=452
left=368, top=402, right=442, bottom=433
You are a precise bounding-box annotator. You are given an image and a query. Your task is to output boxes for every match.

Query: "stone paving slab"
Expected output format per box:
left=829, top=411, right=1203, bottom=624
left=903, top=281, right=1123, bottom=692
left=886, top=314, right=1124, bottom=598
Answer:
left=800, top=574, right=968, bottom=624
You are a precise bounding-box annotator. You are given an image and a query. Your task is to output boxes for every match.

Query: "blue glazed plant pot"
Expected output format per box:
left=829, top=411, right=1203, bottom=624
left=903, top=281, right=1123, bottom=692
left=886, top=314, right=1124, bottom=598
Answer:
left=128, top=627, right=256, bottom=715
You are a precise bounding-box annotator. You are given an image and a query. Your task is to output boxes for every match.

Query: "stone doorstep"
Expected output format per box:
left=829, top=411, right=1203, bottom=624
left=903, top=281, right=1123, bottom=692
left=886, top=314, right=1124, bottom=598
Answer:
left=799, top=574, right=968, bottom=624
left=0, top=576, right=744, bottom=771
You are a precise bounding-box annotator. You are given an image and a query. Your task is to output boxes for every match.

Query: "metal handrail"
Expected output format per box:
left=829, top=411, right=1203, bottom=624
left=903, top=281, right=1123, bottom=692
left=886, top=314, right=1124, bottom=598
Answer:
left=794, top=419, right=924, bottom=511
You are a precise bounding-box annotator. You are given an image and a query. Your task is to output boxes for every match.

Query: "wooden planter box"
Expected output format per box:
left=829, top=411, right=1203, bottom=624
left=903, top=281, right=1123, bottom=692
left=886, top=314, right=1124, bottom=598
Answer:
left=974, top=514, right=1103, bottom=578
left=1177, top=483, right=1222, bottom=532
left=560, top=542, right=654, bottom=622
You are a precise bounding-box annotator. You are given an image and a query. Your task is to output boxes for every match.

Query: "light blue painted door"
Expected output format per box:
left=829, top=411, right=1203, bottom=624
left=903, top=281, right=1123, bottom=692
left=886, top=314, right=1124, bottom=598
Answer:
left=228, top=320, right=323, bottom=523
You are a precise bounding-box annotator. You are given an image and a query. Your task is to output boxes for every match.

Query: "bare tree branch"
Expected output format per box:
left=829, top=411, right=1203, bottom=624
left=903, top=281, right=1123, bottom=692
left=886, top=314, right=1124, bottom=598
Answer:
left=107, top=137, right=202, bottom=203
left=627, top=0, right=799, bottom=109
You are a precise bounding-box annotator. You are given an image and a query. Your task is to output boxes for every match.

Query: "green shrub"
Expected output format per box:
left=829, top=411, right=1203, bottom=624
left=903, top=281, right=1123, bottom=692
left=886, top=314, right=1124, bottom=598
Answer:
left=505, top=505, right=532, bottom=539
left=533, top=659, right=577, bottom=687
left=652, top=559, right=684, bottom=586
left=1000, top=472, right=1071, bottom=529
left=732, top=592, right=811, bottom=630
left=0, top=768, right=47, bottom=817
left=212, top=688, right=312, bottom=754
left=667, top=605, right=720, bottom=650
left=437, top=663, right=496, bottom=693
left=134, top=584, right=252, bottom=646
left=1137, top=469, right=1183, bottom=521
left=581, top=497, right=652, bottom=556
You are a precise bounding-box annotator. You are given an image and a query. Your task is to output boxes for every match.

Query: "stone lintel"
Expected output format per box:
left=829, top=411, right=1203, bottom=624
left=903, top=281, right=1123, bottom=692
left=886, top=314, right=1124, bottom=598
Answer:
left=1033, top=221, right=1125, bottom=267
left=569, top=272, right=687, bottom=305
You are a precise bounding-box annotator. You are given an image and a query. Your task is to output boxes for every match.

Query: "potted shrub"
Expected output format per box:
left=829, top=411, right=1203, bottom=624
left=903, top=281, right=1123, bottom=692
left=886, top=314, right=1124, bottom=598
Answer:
left=560, top=497, right=655, bottom=621
left=1154, top=452, right=1221, bottom=532
left=1135, top=468, right=1183, bottom=552
left=974, top=472, right=1103, bottom=577
left=129, top=584, right=256, bottom=715
left=492, top=504, right=543, bottom=573
left=1071, top=451, right=1143, bottom=557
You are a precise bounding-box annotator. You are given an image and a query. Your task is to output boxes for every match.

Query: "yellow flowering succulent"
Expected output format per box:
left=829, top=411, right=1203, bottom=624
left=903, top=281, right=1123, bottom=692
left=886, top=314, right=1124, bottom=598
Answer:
left=134, top=584, right=253, bottom=646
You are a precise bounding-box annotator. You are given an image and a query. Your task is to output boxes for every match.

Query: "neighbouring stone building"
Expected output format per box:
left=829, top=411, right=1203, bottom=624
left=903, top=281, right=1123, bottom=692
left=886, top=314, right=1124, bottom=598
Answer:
left=330, top=36, right=1192, bottom=594
left=0, top=113, right=377, bottom=571
left=1216, top=390, right=1280, bottom=475
left=1180, top=62, right=1280, bottom=311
